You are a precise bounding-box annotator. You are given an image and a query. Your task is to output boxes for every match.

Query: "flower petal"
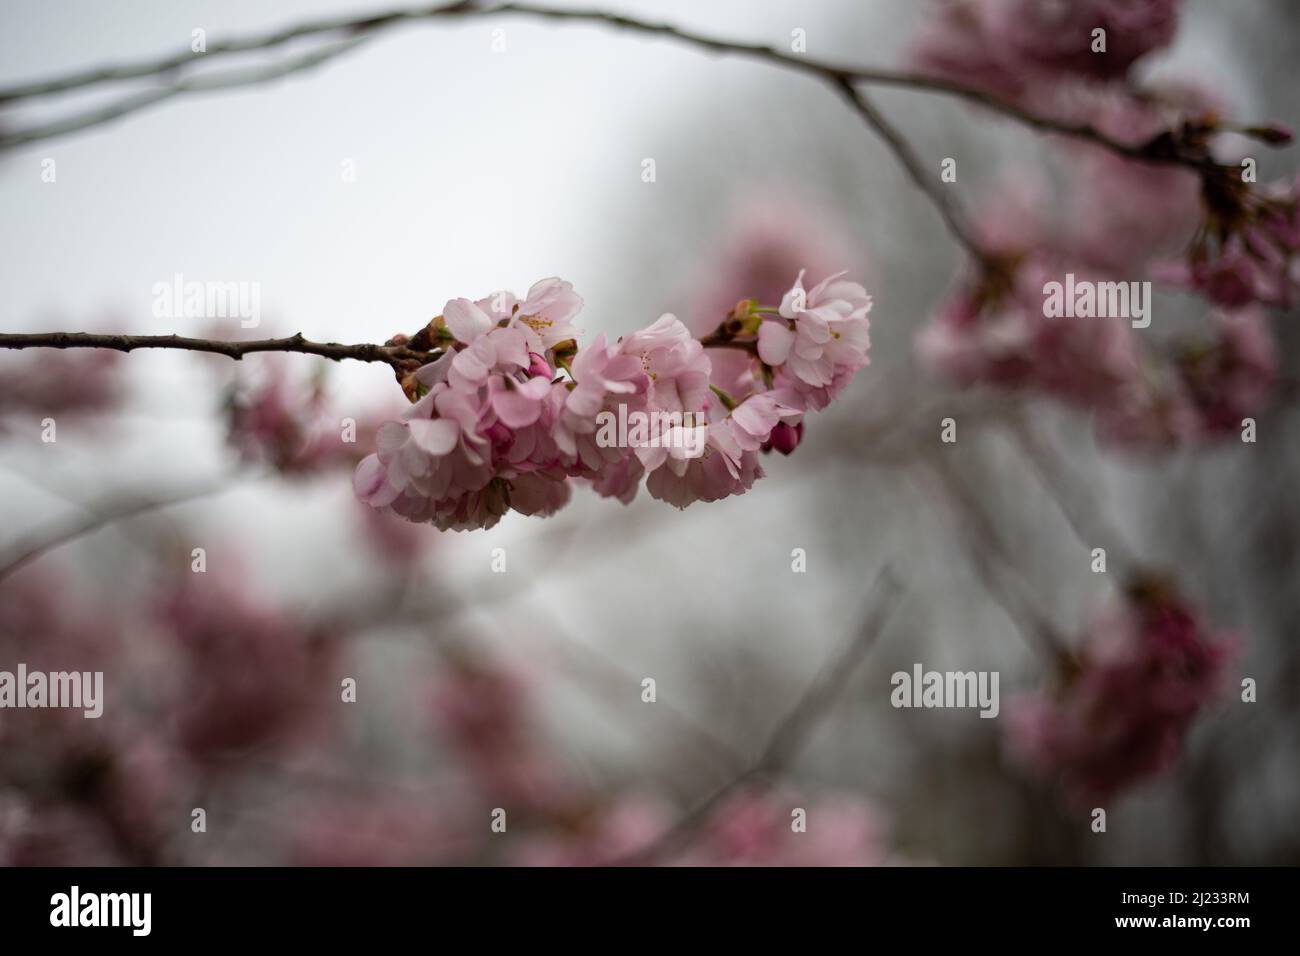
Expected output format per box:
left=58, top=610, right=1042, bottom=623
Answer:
left=443, top=297, right=494, bottom=343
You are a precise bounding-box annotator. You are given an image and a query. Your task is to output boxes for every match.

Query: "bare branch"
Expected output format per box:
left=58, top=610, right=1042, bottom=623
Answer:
left=0, top=37, right=371, bottom=149
left=0, top=331, right=438, bottom=367
left=830, top=76, right=994, bottom=270
left=915, top=453, right=1074, bottom=667
left=1004, top=414, right=1142, bottom=576
left=0, top=474, right=247, bottom=584
left=615, top=563, right=905, bottom=865
left=0, top=1, right=1253, bottom=174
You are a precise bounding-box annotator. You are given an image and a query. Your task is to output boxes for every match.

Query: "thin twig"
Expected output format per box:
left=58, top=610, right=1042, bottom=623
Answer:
left=0, top=37, right=371, bottom=149
left=916, top=453, right=1073, bottom=667
left=1003, top=415, right=1142, bottom=576
left=0, top=473, right=247, bottom=584
left=0, top=331, right=437, bottom=366
left=614, top=563, right=904, bottom=865
left=0, top=1, right=1254, bottom=173
left=755, top=563, right=904, bottom=774
left=830, top=76, right=993, bottom=269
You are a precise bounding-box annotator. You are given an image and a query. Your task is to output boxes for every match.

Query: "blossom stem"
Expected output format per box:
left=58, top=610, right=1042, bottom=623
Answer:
left=709, top=384, right=738, bottom=411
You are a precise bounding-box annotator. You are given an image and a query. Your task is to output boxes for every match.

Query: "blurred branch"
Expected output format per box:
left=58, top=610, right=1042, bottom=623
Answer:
left=616, top=563, right=904, bottom=865
left=0, top=331, right=437, bottom=367
left=0, top=1, right=1260, bottom=177
left=0, top=472, right=247, bottom=584
left=914, top=453, right=1074, bottom=667
left=1003, top=414, right=1142, bottom=577
left=546, top=629, right=750, bottom=779
left=830, top=77, right=993, bottom=269
left=0, top=37, right=371, bottom=149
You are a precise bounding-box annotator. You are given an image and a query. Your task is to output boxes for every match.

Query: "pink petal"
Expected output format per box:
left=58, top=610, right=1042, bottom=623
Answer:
left=758, top=321, right=795, bottom=365
left=443, top=297, right=494, bottom=343
left=354, top=454, right=400, bottom=507
left=407, top=418, right=460, bottom=456
left=493, top=388, right=543, bottom=428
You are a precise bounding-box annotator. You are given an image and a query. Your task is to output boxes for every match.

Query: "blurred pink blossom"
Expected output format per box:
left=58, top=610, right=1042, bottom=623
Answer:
left=1004, top=577, right=1236, bottom=802
left=681, top=787, right=889, bottom=866
left=909, top=0, right=1182, bottom=103
left=158, top=574, right=340, bottom=762
left=0, top=349, right=123, bottom=426
left=1156, top=173, right=1300, bottom=308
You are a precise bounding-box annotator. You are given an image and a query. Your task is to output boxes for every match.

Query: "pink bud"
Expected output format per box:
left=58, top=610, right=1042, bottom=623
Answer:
left=527, top=352, right=552, bottom=379
left=485, top=421, right=513, bottom=450
left=769, top=421, right=803, bottom=455
left=1244, top=123, right=1294, bottom=146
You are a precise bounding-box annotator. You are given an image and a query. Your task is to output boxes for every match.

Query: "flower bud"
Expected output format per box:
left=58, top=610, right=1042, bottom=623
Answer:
left=767, top=421, right=803, bottom=455
left=1244, top=122, right=1294, bottom=146
left=527, top=352, right=553, bottom=379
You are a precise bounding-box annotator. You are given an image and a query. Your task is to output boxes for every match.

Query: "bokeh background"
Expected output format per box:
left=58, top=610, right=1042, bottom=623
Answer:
left=1, top=0, right=1297, bottom=865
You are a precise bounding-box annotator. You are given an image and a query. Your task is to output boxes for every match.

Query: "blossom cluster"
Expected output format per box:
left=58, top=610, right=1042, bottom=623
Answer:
left=1, top=559, right=900, bottom=866
left=910, top=0, right=1182, bottom=102
left=354, top=274, right=871, bottom=531
left=0, top=348, right=122, bottom=429
left=909, top=0, right=1296, bottom=450
left=1004, top=576, right=1236, bottom=802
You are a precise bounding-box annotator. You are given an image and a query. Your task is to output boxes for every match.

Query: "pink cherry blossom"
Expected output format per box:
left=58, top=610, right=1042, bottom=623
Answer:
left=758, top=270, right=872, bottom=394
left=0, top=348, right=122, bottom=428
left=554, top=332, right=649, bottom=484
left=509, top=277, right=584, bottom=353
left=991, top=0, right=1181, bottom=80
left=1101, top=307, right=1279, bottom=448
left=681, top=786, right=890, bottom=866
left=908, top=0, right=1029, bottom=103
left=1157, top=173, right=1300, bottom=308
left=909, top=0, right=1182, bottom=104
left=430, top=655, right=579, bottom=816
left=450, top=277, right=583, bottom=354
left=1177, top=307, right=1278, bottom=437
left=688, top=196, right=861, bottom=339
left=1004, top=578, right=1236, bottom=802
left=619, top=314, right=712, bottom=416
left=158, top=573, right=339, bottom=761
left=643, top=416, right=764, bottom=509
left=916, top=257, right=1142, bottom=409
left=1064, top=86, right=1211, bottom=272
left=355, top=276, right=872, bottom=527
left=728, top=392, right=803, bottom=452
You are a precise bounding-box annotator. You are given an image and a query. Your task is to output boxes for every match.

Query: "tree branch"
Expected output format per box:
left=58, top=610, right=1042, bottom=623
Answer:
left=916, top=453, right=1074, bottom=668
left=1003, top=414, right=1142, bottom=577
left=0, top=331, right=438, bottom=367
left=0, top=37, right=371, bottom=150
left=0, top=1, right=1255, bottom=174
left=830, top=76, right=994, bottom=269
left=614, top=563, right=904, bottom=865
left=0, top=473, right=246, bottom=585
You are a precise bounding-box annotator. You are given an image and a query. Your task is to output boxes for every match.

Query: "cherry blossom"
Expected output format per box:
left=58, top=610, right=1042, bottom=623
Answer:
left=354, top=273, right=873, bottom=527
left=1004, top=576, right=1236, bottom=802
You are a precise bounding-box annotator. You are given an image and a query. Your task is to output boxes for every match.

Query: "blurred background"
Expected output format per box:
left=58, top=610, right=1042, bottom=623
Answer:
left=1, top=0, right=1297, bottom=865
